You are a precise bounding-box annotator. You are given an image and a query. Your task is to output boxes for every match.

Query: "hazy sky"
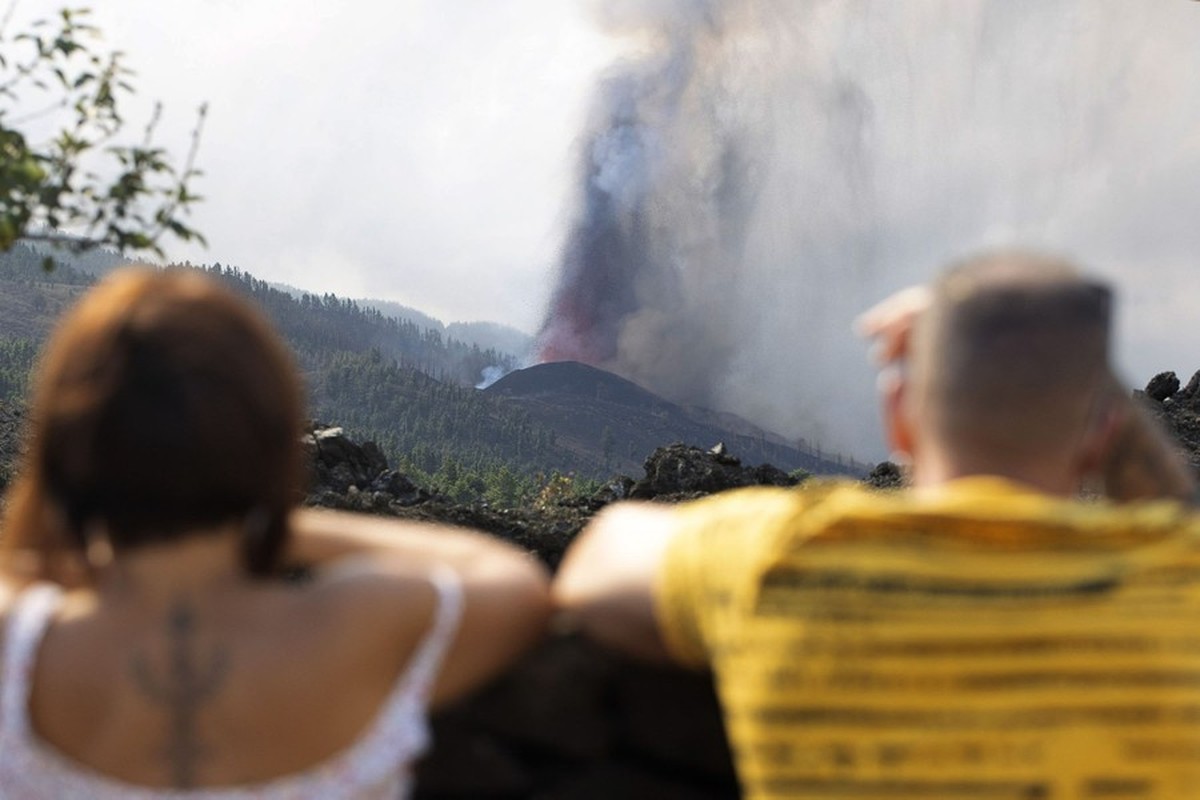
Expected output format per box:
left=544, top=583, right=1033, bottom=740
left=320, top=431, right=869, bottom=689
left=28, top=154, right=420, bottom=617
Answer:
left=18, top=1, right=619, bottom=330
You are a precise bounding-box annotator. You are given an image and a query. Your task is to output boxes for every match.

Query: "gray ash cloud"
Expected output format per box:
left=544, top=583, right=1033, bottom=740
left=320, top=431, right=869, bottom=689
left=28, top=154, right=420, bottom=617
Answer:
left=536, top=1, right=1200, bottom=459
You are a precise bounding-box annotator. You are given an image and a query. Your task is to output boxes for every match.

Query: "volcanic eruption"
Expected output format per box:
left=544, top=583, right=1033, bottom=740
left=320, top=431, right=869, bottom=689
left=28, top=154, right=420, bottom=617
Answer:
left=535, top=0, right=1200, bottom=458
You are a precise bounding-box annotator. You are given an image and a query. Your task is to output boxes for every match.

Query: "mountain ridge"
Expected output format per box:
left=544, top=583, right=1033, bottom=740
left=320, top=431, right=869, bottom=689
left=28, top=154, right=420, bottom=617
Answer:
left=485, top=361, right=860, bottom=477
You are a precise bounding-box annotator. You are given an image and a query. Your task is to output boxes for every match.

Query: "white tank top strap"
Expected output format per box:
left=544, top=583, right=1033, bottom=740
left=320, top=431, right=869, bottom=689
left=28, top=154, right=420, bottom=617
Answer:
left=1, top=582, right=64, bottom=737
left=393, top=563, right=464, bottom=705
left=340, top=563, right=464, bottom=775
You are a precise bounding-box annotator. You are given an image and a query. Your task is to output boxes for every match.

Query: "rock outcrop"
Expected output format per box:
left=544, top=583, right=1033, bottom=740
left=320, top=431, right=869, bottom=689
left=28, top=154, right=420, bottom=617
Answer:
left=1134, top=370, right=1200, bottom=475
left=1145, top=371, right=1182, bottom=403
left=303, top=432, right=820, bottom=570
left=864, top=459, right=905, bottom=489
left=628, top=442, right=799, bottom=500
left=303, top=425, right=431, bottom=509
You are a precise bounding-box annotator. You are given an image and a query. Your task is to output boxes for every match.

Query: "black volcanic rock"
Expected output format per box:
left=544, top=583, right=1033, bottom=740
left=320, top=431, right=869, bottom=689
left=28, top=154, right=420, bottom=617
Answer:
left=1142, top=369, right=1200, bottom=475
left=304, top=425, right=382, bottom=491
left=303, top=424, right=434, bottom=513
left=865, top=461, right=905, bottom=489
left=1179, top=370, right=1200, bottom=405
left=1146, top=371, right=1181, bottom=402
left=301, top=424, right=585, bottom=568
left=630, top=443, right=799, bottom=500
left=298, top=432, right=810, bottom=570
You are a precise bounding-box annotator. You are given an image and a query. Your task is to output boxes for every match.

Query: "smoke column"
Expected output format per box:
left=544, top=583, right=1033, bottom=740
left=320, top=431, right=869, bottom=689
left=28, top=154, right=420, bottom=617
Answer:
left=536, top=1, right=1200, bottom=458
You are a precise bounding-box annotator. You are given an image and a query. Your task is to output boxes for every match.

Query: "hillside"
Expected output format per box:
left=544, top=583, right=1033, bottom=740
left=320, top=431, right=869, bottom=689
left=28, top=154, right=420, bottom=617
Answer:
left=0, top=247, right=865, bottom=498
left=444, top=321, right=531, bottom=360
left=485, top=361, right=856, bottom=476
left=359, top=299, right=533, bottom=360
left=0, top=247, right=96, bottom=401
left=0, top=402, right=22, bottom=492
left=355, top=298, right=446, bottom=336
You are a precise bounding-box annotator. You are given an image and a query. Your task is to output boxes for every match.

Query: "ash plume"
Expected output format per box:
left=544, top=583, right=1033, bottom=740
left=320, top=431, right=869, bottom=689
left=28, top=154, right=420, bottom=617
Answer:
left=535, top=0, right=776, bottom=400
left=537, top=0, right=1200, bottom=458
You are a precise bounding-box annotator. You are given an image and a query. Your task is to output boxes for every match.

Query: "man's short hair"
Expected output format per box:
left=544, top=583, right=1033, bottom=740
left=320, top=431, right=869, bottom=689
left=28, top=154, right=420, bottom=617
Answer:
left=911, top=250, right=1114, bottom=459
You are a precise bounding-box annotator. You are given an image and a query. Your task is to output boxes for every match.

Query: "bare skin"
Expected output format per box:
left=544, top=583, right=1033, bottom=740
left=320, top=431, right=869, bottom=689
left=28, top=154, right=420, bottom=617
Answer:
left=2, top=510, right=550, bottom=789
left=554, top=502, right=681, bottom=664
left=129, top=598, right=230, bottom=788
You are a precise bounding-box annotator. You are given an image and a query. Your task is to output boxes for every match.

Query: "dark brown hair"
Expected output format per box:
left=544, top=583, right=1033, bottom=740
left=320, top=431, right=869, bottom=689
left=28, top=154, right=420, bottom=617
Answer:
left=2, top=268, right=306, bottom=577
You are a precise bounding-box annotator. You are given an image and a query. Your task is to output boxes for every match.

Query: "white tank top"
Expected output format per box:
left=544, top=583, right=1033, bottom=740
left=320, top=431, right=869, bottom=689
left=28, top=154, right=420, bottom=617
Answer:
left=0, top=569, right=463, bottom=799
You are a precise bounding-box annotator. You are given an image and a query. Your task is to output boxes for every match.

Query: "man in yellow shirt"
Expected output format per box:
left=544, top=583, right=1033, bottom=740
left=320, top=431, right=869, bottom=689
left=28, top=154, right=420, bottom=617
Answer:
left=555, top=251, right=1200, bottom=799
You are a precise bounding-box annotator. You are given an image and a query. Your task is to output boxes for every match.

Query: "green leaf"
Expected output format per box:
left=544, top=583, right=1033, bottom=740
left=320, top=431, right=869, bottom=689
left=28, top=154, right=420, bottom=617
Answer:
left=0, top=7, right=207, bottom=258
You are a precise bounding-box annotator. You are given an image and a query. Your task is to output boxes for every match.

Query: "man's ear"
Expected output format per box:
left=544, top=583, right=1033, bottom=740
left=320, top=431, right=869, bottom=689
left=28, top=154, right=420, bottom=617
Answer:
left=881, top=365, right=915, bottom=463
left=1074, top=392, right=1126, bottom=481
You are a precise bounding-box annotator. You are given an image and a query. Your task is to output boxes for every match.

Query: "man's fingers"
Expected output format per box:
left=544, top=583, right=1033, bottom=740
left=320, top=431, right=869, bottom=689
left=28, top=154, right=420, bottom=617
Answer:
left=855, top=286, right=932, bottom=364
left=855, top=286, right=932, bottom=338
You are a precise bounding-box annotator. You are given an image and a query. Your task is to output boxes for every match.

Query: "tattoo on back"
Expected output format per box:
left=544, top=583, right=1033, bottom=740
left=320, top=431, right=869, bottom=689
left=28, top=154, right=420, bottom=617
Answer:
left=130, top=599, right=230, bottom=788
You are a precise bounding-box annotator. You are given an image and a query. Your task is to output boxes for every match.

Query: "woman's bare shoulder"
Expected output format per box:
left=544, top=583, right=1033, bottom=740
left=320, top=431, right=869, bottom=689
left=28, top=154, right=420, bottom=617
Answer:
left=309, top=553, right=444, bottom=607
left=297, top=556, right=443, bottom=655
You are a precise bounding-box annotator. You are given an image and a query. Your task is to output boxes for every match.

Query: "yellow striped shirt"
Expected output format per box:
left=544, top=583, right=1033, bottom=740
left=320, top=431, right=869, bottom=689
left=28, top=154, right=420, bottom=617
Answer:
left=656, top=478, right=1200, bottom=800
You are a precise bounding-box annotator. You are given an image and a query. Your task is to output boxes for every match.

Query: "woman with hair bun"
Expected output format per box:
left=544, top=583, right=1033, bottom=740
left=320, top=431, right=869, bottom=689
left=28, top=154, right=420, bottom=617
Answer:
left=0, top=268, right=550, bottom=797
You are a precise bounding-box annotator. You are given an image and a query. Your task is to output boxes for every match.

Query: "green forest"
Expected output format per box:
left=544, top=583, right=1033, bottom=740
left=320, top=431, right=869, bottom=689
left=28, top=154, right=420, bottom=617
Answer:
left=0, top=245, right=602, bottom=506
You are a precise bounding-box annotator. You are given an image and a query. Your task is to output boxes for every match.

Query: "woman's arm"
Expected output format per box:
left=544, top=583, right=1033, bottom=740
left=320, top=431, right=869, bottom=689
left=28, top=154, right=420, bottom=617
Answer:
left=287, top=507, right=534, bottom=570
left=289, top=508, right=552, bottom=706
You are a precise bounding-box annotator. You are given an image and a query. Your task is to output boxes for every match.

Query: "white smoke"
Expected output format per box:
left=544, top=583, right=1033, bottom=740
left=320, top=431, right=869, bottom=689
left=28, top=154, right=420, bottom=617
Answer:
left=476, top=364, right=511, bottom=390
left=541, top=0, right=1200, bottom=459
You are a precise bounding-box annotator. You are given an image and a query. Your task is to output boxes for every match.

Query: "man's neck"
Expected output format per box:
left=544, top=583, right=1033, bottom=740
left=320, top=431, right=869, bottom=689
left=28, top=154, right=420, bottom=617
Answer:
left=910, top=448, right=1080, bottom=498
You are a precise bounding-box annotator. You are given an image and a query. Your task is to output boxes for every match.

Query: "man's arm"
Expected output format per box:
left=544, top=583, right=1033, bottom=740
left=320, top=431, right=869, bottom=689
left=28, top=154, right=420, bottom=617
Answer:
left=553, top=502, right=685, bottom=664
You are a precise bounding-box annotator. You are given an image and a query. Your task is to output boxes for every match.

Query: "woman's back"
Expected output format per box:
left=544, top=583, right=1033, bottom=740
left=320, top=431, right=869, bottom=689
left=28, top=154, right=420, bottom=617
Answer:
left=0, top=533, right=466, bottom=796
